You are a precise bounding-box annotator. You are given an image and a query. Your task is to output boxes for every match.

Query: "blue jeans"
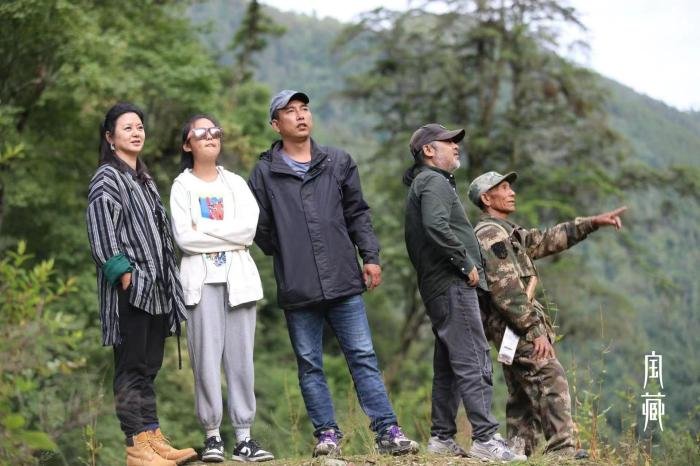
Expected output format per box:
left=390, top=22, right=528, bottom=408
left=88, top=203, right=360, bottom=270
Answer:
left=284, top=294, right=397, bottom=437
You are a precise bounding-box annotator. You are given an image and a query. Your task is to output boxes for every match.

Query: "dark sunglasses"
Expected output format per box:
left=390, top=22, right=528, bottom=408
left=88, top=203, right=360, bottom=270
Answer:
left=189, top=127, right=222, bottom=141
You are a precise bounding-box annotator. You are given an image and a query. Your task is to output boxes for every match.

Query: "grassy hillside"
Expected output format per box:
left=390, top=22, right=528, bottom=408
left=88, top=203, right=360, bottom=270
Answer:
left=603, top=77, right=700, bottom=167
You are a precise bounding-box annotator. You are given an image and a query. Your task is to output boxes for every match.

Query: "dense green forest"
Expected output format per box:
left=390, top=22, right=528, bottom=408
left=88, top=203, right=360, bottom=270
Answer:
left=1, top=0, right=698, bottom=464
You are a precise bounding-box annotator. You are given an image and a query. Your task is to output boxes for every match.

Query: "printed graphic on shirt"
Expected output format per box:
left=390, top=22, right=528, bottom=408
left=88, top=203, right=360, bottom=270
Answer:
left=206, top=251, right=227, bottom=267
left=199, top=196, right=224, bottom=220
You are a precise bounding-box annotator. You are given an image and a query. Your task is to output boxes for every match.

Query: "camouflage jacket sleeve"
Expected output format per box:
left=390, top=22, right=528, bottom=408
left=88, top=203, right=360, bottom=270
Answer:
left=518, top=217, right=598, bottom=260
left=476, top=224, right=547, bottom=341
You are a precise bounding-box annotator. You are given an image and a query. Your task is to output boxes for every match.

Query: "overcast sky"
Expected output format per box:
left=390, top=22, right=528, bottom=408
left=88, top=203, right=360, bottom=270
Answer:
left=261, top=0, right=700, bottom=111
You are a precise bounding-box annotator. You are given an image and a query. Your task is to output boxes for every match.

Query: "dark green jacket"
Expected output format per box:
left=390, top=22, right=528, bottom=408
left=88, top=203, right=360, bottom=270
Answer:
left=404, top=165, right=487, bottom=304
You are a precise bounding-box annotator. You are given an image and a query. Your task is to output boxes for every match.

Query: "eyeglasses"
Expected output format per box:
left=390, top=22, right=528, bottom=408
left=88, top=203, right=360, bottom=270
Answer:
left=188, top=127, right=222, bottom=141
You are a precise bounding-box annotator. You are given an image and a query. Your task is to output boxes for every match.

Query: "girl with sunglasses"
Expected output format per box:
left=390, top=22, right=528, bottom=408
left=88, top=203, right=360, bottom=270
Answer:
left=170, top=115, right=273, bottom=463
left=86, top=102, right=196, bottom=466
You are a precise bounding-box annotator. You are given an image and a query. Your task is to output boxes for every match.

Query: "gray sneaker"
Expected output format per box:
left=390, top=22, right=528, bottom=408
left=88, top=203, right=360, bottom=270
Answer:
left=469, top=433, right=527, bottom=462
left=376, top=425, right=419, bottom=455
left=427, top=436, right=468, bottom=457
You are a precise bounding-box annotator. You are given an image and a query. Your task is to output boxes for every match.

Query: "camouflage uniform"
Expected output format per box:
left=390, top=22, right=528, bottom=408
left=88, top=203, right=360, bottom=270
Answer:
left=474, top=215, right=597, bottom=455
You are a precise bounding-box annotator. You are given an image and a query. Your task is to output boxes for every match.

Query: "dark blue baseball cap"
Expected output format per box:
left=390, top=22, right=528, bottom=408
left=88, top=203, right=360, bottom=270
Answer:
left=269, top=90, right=310, bottom=121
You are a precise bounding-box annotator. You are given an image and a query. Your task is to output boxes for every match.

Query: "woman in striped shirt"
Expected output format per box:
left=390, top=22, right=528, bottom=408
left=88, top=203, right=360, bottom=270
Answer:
left=86, top=102, right=196, bottom=466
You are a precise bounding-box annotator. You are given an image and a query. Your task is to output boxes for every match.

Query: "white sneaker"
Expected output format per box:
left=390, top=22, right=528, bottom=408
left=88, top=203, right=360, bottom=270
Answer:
left=427, top=436, right=468, bottom=457
left=202, top=436, right=225, bottom=463
left=469, top=433, right=527, bottom=462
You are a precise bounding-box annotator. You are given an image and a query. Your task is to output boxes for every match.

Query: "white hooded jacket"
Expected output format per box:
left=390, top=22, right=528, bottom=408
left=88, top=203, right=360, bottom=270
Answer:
left=170, top=167, right=263, bottom=307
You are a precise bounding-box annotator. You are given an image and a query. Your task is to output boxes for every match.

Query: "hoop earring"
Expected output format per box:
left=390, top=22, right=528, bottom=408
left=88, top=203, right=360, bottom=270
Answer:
left=110, top=143, right=115, bottom=151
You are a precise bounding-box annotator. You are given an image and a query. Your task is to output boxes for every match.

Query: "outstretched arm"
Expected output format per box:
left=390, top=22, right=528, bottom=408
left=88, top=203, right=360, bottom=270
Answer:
left=522, top=206, right=627, bottom=260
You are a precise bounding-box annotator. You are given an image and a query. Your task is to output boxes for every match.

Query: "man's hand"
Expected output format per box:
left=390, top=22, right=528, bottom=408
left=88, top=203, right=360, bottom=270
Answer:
left=531, top=335, right=555, bottom=360
left=467, top=266, right=479, bottom=287
left=120, top=272, right=132, bottom=291
left=591, top=206, right=628, bottom=230
left=363, top=264, right=382, bottom=290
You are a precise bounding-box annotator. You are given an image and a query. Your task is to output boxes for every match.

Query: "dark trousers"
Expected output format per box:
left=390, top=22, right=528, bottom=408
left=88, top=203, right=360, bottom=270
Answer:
left=425, top=283, right=499, bottom=442
left=113, top=288, right=167, bottom=437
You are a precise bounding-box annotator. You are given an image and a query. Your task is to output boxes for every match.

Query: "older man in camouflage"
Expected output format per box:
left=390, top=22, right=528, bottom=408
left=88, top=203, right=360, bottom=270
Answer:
left=468, top=171, right=626, bottom=459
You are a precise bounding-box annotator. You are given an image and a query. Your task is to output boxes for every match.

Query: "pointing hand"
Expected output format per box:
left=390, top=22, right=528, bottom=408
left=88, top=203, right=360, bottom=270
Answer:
left=591, top=206, right=628, bottom=230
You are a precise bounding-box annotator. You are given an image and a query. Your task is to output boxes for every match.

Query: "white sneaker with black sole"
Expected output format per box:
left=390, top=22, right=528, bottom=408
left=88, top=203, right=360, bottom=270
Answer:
left=201, top=435, right=225, bottom=463
left=232, top=438, right=274, bottom=462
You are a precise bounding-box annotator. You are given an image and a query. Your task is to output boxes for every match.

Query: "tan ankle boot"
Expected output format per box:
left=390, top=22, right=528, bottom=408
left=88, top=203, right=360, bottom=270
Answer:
left=126, top=431, right=177, bottom=466
left=147, top=428, right=197, bottom=465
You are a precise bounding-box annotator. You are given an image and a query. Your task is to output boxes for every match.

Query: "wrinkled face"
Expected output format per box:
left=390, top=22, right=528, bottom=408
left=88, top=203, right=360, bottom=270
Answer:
left=183, top=118, right=220, bottom=164
left=271, top=99, right=313, bottom=140
left=107, top=112, right=145, bottom=157
left=482, top=180, right=516, bottom=216
left=425, top=139, right=460, bottom=173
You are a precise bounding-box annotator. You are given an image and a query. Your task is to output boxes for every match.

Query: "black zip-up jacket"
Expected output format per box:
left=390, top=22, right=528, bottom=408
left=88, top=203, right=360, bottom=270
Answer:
left=248, top=139, right=380, bottom=309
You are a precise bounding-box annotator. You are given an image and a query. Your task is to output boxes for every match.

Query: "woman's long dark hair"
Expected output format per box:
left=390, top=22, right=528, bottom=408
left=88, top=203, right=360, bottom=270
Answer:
left=98, top=102, right=150, bottom=181
left=180, top=113, right=221, bottom=171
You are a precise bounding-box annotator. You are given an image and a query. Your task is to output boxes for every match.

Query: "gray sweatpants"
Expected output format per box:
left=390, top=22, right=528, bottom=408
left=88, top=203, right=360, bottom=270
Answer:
left=186, top=283, right=257, bottom=430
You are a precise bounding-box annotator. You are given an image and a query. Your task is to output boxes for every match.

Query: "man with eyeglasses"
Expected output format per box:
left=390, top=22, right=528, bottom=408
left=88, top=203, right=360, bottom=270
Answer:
left=403, top=124, right=525, bottom=462
left=248, top=90, right=419, bottom=457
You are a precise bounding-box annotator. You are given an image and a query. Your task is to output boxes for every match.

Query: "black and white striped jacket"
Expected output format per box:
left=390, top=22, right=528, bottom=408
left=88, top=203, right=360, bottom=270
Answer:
left=86, top=162, right=187, bottom=346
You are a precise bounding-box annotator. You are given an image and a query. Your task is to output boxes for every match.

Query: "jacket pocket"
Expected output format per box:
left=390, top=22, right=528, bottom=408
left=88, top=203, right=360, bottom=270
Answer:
left=179, top=254, right=206, bottom=306
left=129, top=265, right=154, bottom=312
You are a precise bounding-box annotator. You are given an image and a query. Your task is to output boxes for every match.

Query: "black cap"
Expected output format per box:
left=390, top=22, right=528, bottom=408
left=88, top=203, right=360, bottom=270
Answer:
left=409, top=123, right=466, bottom=159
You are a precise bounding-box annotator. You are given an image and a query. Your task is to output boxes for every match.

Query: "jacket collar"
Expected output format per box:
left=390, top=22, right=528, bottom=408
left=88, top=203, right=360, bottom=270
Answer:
left=479, top=214, right=517, bottom=233
left=418, top=164, right=456, bottom=188
left=266, top=138, right=328, bottom=176
left=108, top=156, right=151, bottom=184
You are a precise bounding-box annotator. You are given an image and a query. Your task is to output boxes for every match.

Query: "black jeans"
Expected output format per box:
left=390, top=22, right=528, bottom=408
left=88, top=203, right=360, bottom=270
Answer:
left=425, top=283, right=499, bottom=442
left=113, top=288, right=167, bottom=437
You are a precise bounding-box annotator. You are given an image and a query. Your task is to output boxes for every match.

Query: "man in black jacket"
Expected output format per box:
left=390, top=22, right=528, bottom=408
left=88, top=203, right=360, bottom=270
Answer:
left=248, top=90, right=418, bottom=457
left=403, top=124, right=525, bottom=462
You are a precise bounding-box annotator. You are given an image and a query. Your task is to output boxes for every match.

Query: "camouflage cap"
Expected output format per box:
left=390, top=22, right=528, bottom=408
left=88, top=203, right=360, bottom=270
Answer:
left=468, top=171, right=518, bottom=207
left=269, top=89, right=310, bottom=121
